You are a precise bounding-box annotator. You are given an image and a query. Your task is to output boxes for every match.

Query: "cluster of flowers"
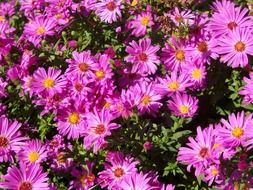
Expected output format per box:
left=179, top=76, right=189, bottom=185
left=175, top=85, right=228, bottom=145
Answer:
left=178, top=111, right=253, bottom=189
left=0, top=0, right=252, bottom=189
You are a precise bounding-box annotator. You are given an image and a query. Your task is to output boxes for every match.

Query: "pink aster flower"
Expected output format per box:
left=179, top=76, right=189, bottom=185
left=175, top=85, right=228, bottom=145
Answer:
left=160, top=184, right=175, bottom=190
left=98, top=151, right=139, bottom=189
left=56, top=104, right=87, bottom=139
left=0, top=162, right=49, bottom=190
left=93, top=54, right=113, bottom=83
left=95, top=0, right=123, bottom=23
left=129, top=10, right=154, bottom=37
left=133, top=82, right=162, bottom=115
left=209, top=3, right=253, bottom=37
left=121, top=172, right=153, bottom=190
left=155, top=70, right=192, bottom=96
left=214, top=27, right=253, bottom=68
left=17, top=139, right=48, bottom=165
left=83, top=108, right=120, bottom=153
left=177, top=126, right=219, bottom=177
left=217, top=111, right=252, bottom=148
left=0, top=77, right=7, bottom=97
left=162, top=37, right=193, bottom=71
left=32, top=67, right=67, bottom=96
left=125, top=38, right=160, bottom=75
left=23, top=15, right=57, bottom=47
left=66, top=50, right=95, bottom=78
left=204, top=164, right=223, bottom=186
left=167, top=93, right=198, bottom=118
left=239, top=72, right=253, bottom=104
left=0, top=117, right=28, bottom=162
left=169, top=7, right=194, bottom=26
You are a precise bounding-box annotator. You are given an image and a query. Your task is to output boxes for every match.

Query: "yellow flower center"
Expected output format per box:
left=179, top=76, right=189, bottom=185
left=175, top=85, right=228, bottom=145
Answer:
left=213, top=143, right=220, bottom=149
left=95, top=70, right=105, bottom=79
left=28, top=151, right=39, bottom=163
left=103, top=101, right=111, bottom=109
left=179, top=105, right=189, bottom=114
left=140, top=16, right=150, bottom=26
left=68, top=112, right=80, bottom=124
left=192, top=69, right=202, bottom=80
left=232, top=127, right=244, bottom=138
left=43, top=78, right=55, bottom=88
left=175, top=50, right=185, bottom=61
left=36, top=26, right=46, bottom=35
left=168, top=81, right=179, bottom=91
left=211, top=168, right=219, bottom=176
left=235, top=41, right=245, bottom=52
left=141, top=95, right=151, bottom=106
left=131, top=0, right=138, bottom=6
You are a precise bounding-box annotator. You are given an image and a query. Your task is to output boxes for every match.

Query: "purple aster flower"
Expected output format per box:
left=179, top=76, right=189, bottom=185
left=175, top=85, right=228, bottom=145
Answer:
left=98, top=151, right=139, bottom=189
left=0, top=117, right=28, bottom=163
left=32, top=67, right=67, bottom=96
left=239, top=72, right=253, bottom=104
left=17, top=139, right=48, bottom=165
left=125, top=38, right=160, bottom=75
left=169, top=7, right=194, bottom=26
left=177, top=126, right=219, bottom=177
left=0, top=162, right=49, bottom=190
left=0, top=77, right=7, bottom=97
left=204, top=164, right=223, bottom=186
left=214, top=27, right=253, bottom=68
left=167, top=93, right=198, bottom=118
left=95, top=0, right=123, bottom=23
left=83, top=108, right=120, bottom=153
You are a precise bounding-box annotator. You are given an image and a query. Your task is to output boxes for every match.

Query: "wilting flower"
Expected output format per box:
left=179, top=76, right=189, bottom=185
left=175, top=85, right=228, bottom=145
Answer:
left=98, top=151, right=139, bottom=189
left=0, top=162, right=49, bottom=190
left=125, top=38, right=160, bottom=75
left=0, top=117, right=27, bottom=162
left=18, top=139, right=48, bottom=165
left=167, top=93, right=198, bottom=118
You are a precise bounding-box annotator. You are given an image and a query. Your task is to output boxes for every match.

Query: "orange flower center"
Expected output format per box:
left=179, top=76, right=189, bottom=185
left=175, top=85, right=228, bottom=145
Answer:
left=211, top=168, right=219, bottom=176
left=68, top=112, right=80, bottom=125
left=175, top=15, right=183, bottom=22
left=192, top=69, right=202, bottom=80
left=175, top=50, right=185, bottom=61
left=234, top=41, right=245, bottom=52
left=95, top=124, right=105, bottom=135
left=232, top=127, right=244, bottom=138
left=106, top=1, right=116, bottom=11
left=78, top=63, right=89, bottom=72
left=179, top=105, right=189, bottom=114
left=95, top=70, right=105, bottom=79
left=75, top=83, right=83, bottom=92
left=140, top=16, right=150, bottom=26
left=197, top=41, right=208, bottom=53
left=199, top=147, right=209, bottom=158
left=227, top=21, right=238, bottom=30
left=57, top=152, right=66, bottom=163
left=0, top=15, right=5, bottom=22
left=28, top=151, right=40, bottom=163
left=168, top=81, right=179, bottom=91
left=43, top=78, right=55, bottom=88
left=139, top=53, right=148, bottom=62
left=36, top=26, right=46, bottom=35
left=19, top=182, right=32, bottom=190
left=141, top=95, right=151, bottom=106
left=113, top=167, right=125, bottom=178
left=0, top=136, right=9, bottom=148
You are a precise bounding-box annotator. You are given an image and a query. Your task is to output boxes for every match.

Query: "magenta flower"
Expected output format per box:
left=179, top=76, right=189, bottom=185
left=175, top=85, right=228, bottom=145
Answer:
left=177, top=126, right=219, bottom=176
left=133, top=82, right=162, bottom=115
left=161, top=184, right=175, bottom=190
left=239, top=72, right=253, bottom=104
left=167, top=93, right=198, bottom=118
left=169, top=7, right=194, bottom=26
left=155, top=70, right=192, bottom=96
left=217, top=111, right=252, bottom=148
left=98, top=151, right=139, bottom=189
left=204, top=165, right=223, bottom=186
left=129, top=10, right=154, bottom=37
left=23, top=15, right=57, bottom=47
left=0, top=77, right=7, bottom=97
left=93, top=54, right=113, bottom=83
left=0, top=162, right=49, bottom=190
left=66, top=50, right=95, bottom=79
left=209, top=2, right=253, bottom=37
left=56, top=104, right=87, bottom=139
left=121, top=172, right=153, bottom=190
left=17, top=139, right=48, bottom=165
left=83, top=108, right=120, bottom=153
left=0, top=117, right=27, bottom=162
left=125, top=38, right=160, bottom=75
left=214, top=27, right=253, bottom=68
left=32, top=67, right=67, bottom=96
left=95, top=0, right=123, bottom=23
